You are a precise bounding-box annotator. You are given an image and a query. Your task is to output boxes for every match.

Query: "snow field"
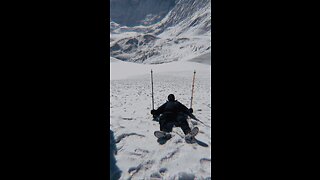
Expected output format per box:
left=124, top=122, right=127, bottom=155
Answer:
left=110, top=59, right=211, bottom=179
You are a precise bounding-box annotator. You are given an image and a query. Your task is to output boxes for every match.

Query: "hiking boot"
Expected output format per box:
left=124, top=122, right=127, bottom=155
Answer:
left=164, top=133, right=172, bottom=139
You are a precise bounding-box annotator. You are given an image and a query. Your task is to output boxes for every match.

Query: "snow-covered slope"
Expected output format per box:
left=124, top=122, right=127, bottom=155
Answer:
left=110, top=0, right=211, bottom=64
left=110, top=57, right=211, bottom=179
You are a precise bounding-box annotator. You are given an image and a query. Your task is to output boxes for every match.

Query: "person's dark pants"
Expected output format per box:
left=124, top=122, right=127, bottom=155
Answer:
left=159, top=112, right=191, bottom=135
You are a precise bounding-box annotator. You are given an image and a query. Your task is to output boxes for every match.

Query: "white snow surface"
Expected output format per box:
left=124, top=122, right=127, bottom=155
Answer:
left=110, top=57, right=211, bottom=179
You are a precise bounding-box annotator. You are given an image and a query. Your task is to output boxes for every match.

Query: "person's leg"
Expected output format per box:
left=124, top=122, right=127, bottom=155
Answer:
left=176, top=114, right=191, bottom=135
left=159, top=114, right=174, bottom=133
left=161, top=122, right=174, bottom=132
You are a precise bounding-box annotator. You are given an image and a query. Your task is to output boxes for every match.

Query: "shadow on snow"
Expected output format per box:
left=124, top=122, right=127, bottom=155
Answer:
left=110, top=129, right=122, bottom=180
left=195, top=138, right=209, bottom=147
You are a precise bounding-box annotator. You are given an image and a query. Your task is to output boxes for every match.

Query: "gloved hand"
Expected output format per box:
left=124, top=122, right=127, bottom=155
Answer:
left=188, top=108, right=193, bottom=114
left=151, top=109, right=157, bottom=115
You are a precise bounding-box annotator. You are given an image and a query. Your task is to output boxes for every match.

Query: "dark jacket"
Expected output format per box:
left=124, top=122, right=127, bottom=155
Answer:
left=152, top=100, right=192, bottom=116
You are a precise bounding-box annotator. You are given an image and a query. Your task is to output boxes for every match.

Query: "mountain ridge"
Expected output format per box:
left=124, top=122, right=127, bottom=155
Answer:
left=110, top=0, right=211, bottom=64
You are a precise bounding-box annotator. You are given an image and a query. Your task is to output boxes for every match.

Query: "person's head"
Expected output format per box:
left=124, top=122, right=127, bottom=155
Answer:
left=168, top=94, right=175, bottom=102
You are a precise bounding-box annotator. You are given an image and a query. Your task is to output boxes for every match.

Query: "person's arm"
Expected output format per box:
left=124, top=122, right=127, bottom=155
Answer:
left=177, top=101, right=193, bottom=115
left=151, top=102, right=167, bottom=115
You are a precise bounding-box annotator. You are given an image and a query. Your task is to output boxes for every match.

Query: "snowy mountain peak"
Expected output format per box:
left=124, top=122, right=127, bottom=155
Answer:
left=110, top=0, right=211, bottom=64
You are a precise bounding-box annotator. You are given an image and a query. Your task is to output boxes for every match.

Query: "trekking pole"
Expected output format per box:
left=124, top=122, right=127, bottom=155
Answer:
left=189, top=114, right=211, bottom=128
left=188, top=70, right=211, bottom=128
left=151, top=69, right=154, bottom=110
left=196, top=119, right=211, bottom=128
left=190, top=70, right=196, bottom=109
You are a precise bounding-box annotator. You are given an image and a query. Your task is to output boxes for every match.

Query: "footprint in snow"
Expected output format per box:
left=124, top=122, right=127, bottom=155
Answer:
left=128, top=160, right=154, bottom=176
left=160, top=149, right=179, bottom=163
left=150, top=172, right=162, bottom=179
left=176, top=172, right=196, bottom=180
left=115, top=133, right=145, bottom=143
left=159, top=167, right=167, bottom=174
left=200, top=158, right=211, bottom=165
left=121, top=117, right=133, bottom=120
left=200, top=158, right=211, bottom=172
left=129, top=148, right=149, bottom=157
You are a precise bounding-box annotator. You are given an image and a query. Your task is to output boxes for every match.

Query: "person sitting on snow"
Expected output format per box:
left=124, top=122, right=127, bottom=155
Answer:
left=151, top=94, right=195, bottom=140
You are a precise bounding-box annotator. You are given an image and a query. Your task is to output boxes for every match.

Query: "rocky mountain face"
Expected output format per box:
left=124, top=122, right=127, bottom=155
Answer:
left=151, top=0, right=211, bottom=35
left=110, top=0, right=211, bottom=64
left=110, top=0, right=176, bottom=27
